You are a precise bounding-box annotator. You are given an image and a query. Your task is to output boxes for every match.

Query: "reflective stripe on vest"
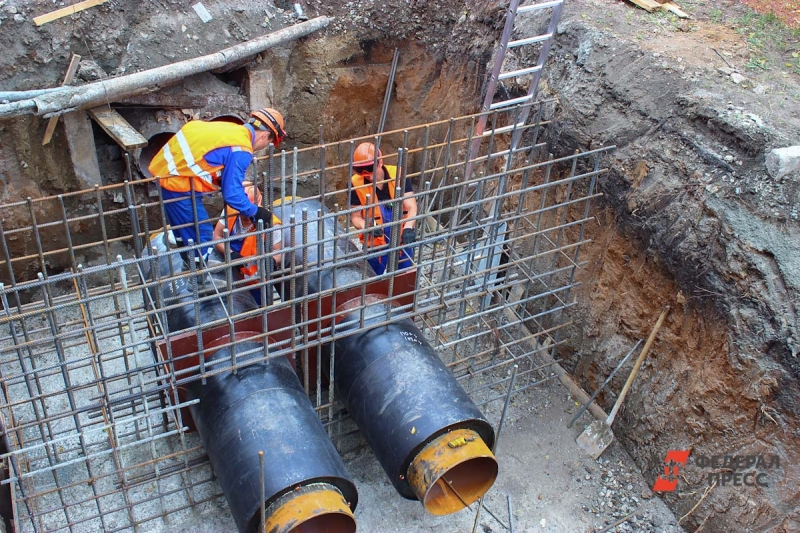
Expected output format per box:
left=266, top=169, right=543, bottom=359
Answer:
left=226, top=209, right=282, bottom=280
left=149, top=121, right=254, bottom=193
left=351, top=165, right=401, bottom=247
left=351, top=165, right=399, bottom=217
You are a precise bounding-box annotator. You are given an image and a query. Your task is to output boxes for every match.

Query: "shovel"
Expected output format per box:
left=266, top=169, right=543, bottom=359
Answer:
left=576, top=306, right=670, bottom=459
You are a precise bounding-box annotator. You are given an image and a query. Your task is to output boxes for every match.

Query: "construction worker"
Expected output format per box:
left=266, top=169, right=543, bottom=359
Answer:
left=349, top=142, right=417, bottom=275
left=212, top=183, right=282, bottom=297
left=148, top=108, right=286, bottom=261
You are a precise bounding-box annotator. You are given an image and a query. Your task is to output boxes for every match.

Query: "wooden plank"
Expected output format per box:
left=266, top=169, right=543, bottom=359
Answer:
left=42, top=54, right=82, bottom=145
left=661, top=2, right=690, bottom=18
left=626, top=0, right=661, bottom=12
left=34, top=0, right=109, bottom=26
left=63, top=111, right=102, bottom=187
left=87, top=106, right=148, bottom=150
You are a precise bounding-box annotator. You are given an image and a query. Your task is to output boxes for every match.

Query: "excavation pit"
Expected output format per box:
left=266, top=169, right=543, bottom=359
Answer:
left=1, top=1, right=798, bottom=533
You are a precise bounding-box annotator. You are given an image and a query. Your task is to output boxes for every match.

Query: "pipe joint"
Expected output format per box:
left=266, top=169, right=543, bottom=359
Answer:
left=263, top=483, right=356, bottom=533
left=407, top=428, right=498, bottom=515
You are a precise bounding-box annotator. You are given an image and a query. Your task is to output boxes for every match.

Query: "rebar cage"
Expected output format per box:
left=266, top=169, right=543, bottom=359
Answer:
left=0, top=103, right=611, bottom=532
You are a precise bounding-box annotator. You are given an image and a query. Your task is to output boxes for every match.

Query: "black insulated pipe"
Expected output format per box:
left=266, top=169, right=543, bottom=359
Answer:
left=275, top=199, right=498, bottom=515
left=146, top=243, right=357, bottom=533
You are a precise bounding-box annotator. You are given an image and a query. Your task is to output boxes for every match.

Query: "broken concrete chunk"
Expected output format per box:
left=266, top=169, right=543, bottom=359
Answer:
left=293, top=3, right=308, bottom=21
left=730, top=72, right=746, bottom=84
left=747, top=113, right=765, bottom=128
left=77, top=60, right=108, bottom=82
left=766, top=146, right=800, bottom=180
left=192, top=2, right=213, bottom=23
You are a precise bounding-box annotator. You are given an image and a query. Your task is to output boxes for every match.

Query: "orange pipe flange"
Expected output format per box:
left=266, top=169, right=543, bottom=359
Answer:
left=407, top=428, right=498, bottom=515
left=263, top=483, right=356, bottom=533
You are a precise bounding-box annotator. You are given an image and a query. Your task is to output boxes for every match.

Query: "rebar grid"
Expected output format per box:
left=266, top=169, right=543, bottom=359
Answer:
left=0, top=103, right=611, bottom=532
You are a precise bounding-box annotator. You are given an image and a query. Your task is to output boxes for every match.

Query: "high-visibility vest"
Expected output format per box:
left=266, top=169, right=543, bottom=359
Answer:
left=225, top=209, right=282, bottom=281
left=149, top=121, right=254, bottom=193
left=351, top=165, right=405, bottom=247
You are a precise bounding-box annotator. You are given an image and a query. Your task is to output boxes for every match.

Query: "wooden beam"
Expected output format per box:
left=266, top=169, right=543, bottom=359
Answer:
left=87, top=106, right=148, bottom=150
left=63, top=111, right=102, bottom=188
left=626, top=0, right=661, bottom=12
left=42, top=54, right=81, bottom=145
left=661, top=2, right=690, bottom=18
left=34, top=0, right=109, bottom=26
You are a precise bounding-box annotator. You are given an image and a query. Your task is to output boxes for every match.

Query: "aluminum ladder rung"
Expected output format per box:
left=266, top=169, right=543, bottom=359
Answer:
left=481, top=123, right=526, bottom=136
left=498, top=65, right=543, bottom=80
left=508, top=33, right=553, bottom=48
left=489, top=94, right=533, bottom=110
left=517, top=0, right=564, bottom=14
left=466, top=0, right=563, bottom=181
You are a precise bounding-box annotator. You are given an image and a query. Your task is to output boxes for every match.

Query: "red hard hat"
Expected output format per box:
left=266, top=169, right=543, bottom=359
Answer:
left=249, top=108, right=286, bottom=148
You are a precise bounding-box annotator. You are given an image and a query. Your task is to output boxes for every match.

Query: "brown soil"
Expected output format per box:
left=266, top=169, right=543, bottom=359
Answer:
left=543, top=1, right=800, bottom=532
left=741, top=0, right=800, bottom=28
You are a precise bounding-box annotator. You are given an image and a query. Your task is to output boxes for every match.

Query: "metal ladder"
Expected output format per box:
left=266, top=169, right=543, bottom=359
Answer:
left=466, top=0, right=564, bottom=178
left=455, top=0, right=565, bottom=325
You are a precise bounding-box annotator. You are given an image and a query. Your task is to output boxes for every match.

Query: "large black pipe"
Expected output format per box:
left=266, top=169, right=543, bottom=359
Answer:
left=146, top=241, right=357, bottom=533
left=274, top=199, right=498, bottom=515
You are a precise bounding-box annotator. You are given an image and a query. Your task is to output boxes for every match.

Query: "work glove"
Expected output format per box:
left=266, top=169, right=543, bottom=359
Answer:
left=251, top=206, right=273, bottom=228
left=402, top=228, right=416, bottom=246
left=270, top=257, right=280, bottom=275
left=228, top=250, right=242, bottom=261
left=368, top=224, right=384, bottom=239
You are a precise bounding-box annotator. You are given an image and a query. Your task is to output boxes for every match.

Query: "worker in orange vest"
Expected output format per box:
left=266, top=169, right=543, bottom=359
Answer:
left=213, top=184, right=282, bottom=303
left=349, top=142, right=417, bottom=275
left=214, top=185, right=282, bottom=272
left=148, top=108, right=286, bottom=261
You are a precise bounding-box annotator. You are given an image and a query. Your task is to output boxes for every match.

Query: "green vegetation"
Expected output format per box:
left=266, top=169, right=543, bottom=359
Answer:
left=645, top=10, right=672, bottom=25
left=745, top=56, right=770, bottom=71
left=735, top=11, right=800, bottom=72
left=789, top=52, right=800, bottom=74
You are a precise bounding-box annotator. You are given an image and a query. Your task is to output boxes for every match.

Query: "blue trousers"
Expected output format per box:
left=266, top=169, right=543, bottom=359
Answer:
left=368, top=247, right=413, bottom=275
left=367, top=204, right=414, bottom=275
left=161, top=189, right=213, bottom=258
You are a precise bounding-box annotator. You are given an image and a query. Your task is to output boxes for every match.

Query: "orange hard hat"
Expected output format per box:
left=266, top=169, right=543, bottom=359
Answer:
left=353, top=142, right=382, bottom=169
left=249, top=108, right=286, bottom=148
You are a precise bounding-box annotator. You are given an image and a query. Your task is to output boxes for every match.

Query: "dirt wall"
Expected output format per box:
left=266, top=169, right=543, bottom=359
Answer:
left=542, top=19, right=800, bottom=533
left=0, top=0, right=502, bottom=283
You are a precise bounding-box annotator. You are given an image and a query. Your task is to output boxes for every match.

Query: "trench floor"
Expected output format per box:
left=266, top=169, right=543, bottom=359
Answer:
left=345, top=376, right=685, bottom=533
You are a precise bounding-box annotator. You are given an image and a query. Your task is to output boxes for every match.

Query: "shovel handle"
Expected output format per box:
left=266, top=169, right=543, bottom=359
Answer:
left=606, top=306, right=670, bottom=425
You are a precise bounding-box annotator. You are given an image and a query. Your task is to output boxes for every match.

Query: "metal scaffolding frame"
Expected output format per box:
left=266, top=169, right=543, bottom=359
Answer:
left=0, top=102, right=612, bottom=532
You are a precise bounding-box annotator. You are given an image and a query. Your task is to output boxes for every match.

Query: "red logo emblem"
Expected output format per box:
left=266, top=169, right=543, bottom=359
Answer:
left=652, top=450, right=691, bottom=492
